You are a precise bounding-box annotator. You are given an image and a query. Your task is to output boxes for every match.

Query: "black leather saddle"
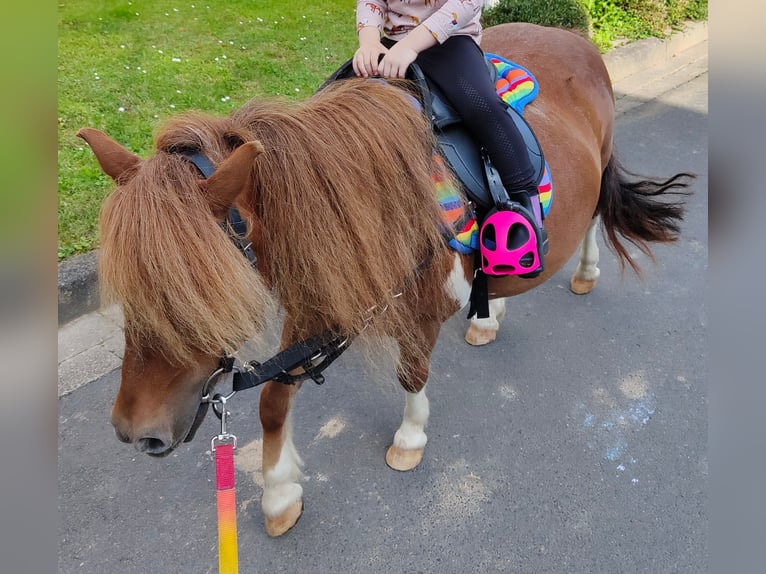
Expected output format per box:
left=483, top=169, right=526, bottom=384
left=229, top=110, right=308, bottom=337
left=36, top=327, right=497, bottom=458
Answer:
left=320, top=58, right=545, bottom=210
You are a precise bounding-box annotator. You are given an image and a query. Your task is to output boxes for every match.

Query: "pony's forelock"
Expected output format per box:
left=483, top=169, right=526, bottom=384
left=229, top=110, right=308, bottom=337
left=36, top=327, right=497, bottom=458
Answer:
left=98, top=127, right=273, bottom=365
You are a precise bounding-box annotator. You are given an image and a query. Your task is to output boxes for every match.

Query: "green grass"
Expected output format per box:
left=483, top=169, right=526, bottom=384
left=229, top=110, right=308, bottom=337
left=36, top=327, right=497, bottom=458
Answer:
left=58, top=0, right=358, bottom=260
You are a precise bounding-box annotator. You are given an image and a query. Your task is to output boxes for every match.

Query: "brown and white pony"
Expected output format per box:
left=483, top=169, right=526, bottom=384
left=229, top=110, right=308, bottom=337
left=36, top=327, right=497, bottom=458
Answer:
left=77, top=24, right=689, bottom=536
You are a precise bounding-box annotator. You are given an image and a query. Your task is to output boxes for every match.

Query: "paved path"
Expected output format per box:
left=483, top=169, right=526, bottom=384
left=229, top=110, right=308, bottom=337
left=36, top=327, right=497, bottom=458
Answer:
left=58, top=28, right=708, bottom=574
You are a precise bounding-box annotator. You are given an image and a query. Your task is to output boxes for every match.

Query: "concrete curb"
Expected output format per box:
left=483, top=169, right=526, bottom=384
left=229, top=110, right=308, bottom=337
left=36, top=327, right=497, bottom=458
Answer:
left=602, top=20, right=707, bottom=84
left=56, top=20, right=708, bottom=327
left=58, top=250, right=100, bottom=326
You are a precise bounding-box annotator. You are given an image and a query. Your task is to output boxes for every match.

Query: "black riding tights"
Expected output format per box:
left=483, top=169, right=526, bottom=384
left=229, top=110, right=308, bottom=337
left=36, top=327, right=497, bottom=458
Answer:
left=391, top=35, right=538, bottom=195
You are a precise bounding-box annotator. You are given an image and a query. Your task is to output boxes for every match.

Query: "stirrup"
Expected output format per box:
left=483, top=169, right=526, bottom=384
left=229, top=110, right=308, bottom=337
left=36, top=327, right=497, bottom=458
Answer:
left=479, top=201, right=546, bottom=277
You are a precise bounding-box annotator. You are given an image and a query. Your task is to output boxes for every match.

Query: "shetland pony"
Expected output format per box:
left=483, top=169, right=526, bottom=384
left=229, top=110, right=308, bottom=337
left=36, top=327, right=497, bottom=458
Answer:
left=77, top=23, right=689, bottom=536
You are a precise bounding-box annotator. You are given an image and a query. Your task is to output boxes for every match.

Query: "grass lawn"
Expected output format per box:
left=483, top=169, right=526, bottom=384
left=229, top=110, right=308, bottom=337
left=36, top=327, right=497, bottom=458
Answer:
left=58, top=0, right=358, bottom=260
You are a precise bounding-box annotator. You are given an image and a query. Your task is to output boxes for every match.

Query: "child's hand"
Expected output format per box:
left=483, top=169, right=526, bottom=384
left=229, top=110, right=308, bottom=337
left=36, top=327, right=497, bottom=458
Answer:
left=378, top=44, right=418, bottom=79
left=353, top=43, right=388, bottom=77
left=354, top=27, right=387, bottom=77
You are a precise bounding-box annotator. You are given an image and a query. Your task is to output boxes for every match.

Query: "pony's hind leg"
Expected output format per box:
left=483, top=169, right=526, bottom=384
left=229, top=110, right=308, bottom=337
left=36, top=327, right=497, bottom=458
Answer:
left=259, top=380, right=304, bottom=537
left=570, top=217, right=601, bottom=295
left=464, top=297, right=507, bottom=346
left=387, top=320, right=441, bottom=471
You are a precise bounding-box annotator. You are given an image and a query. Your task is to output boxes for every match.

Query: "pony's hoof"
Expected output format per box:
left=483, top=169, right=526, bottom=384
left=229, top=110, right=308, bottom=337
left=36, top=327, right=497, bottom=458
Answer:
left=386, top=445, right=424, bottom=471
left=570, top=276, right=597, bottom=295
left=264, top=499, right=304, bottom=537
left=464, top=323, right=497, bottom=346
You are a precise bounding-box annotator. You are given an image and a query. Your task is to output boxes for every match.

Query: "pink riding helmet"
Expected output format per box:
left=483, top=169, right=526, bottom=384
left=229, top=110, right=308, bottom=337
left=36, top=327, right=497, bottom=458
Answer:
left=479, top=208, right=540, bottom=276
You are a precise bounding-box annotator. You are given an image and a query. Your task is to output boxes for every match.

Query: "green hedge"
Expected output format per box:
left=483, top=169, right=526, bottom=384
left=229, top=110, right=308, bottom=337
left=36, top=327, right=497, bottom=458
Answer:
left=482, top=0, right=708, bottom=51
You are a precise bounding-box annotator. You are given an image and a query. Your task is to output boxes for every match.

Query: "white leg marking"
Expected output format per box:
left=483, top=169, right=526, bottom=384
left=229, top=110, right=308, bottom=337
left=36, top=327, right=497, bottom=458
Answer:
left=574, top=217, right=601, bottom=283
left=261, top=420, right=303, bottom=518
left=469, top=297, right=506, bottom=332
left=445, top=252, right=472, bottom=310
left=392, top=387, right=430, bottom=451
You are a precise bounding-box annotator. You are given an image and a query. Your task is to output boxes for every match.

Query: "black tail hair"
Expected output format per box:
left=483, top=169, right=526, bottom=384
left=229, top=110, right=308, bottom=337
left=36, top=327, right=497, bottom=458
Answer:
left=597, top=153, right=694, bottom=273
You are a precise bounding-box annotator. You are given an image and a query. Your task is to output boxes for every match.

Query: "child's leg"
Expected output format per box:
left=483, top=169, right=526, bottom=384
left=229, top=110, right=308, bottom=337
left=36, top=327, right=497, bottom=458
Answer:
left=415, top=35, right=547, bottom=276
left=415, top=36, right=538, bottom=195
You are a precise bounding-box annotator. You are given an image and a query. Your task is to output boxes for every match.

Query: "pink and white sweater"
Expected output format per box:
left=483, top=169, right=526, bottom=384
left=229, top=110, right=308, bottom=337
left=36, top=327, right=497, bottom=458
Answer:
left=356, top=0, right=484, bottom=45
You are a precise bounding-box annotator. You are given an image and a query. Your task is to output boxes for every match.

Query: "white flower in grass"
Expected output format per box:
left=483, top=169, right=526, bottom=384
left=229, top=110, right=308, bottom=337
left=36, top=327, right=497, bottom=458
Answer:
left=257, top=17, right=263, bottom=23
left=118, top=107, right=125, bottom=112
left=172, top=58, right=181, bottom=62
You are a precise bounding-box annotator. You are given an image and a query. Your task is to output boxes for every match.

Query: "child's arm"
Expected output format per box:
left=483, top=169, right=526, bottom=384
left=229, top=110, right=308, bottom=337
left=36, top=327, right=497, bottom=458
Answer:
left=354, top=1, right=388, bottom=77
left=378, top=25, right=436, bottom=79
left=378, top=0, right=483, bottom=78
left=421, top=0, right=484, bottom=45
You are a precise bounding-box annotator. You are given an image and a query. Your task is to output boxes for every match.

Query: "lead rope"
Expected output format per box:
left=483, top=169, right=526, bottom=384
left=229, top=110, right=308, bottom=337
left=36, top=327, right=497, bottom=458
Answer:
left=211, top=395, right=239, bottom=574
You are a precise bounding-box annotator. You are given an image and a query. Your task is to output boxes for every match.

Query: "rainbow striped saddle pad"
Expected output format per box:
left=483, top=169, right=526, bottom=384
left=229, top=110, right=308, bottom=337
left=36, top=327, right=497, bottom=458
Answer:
left=433, top=54, right=553, bottom=254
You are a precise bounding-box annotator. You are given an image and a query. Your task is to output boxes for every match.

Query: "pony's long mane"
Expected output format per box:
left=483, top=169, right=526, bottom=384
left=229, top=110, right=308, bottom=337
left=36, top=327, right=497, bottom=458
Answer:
left=99, top=78, right=456, bottom=363
left=98, top=115, right=272, bottom=365
left=231, top=79, right=455, bottom=340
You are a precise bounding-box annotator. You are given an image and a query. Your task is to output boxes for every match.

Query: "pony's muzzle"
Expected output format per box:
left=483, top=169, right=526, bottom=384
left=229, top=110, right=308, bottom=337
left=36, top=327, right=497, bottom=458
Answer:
left=111, top=411, right=176, bottom=456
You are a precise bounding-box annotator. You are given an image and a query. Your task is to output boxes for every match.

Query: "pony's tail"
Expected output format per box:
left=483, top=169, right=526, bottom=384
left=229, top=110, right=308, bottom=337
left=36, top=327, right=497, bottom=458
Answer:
left=597, top=153, right=694, bottom=273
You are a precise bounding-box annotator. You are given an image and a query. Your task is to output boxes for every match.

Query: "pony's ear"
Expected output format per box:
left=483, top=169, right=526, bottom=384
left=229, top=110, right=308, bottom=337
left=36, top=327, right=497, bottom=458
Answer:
left=204, top=141, right=265, bottom=219
left=76, top=128, right=142, bottom=182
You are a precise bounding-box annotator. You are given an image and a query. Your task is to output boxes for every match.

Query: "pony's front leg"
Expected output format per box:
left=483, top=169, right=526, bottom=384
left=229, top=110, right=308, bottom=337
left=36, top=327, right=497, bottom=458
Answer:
left=570, top=216, right=601, bottom=294
left=386, top=321, right=440, bottom=471
left=464, top=297, right=507, bottom=346
left=259, top=380, right=304, bottom=537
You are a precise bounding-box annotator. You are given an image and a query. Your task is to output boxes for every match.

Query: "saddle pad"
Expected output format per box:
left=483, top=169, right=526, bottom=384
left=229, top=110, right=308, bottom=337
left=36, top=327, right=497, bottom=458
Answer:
left=446, top=54, right=553, bottom=254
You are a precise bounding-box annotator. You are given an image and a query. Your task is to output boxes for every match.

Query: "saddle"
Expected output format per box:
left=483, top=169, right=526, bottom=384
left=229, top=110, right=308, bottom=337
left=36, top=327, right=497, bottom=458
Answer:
left=320, top=58, right=545, bottom=212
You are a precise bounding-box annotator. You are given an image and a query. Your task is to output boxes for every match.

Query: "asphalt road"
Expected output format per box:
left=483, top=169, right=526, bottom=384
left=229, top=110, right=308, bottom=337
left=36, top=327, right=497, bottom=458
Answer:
left=58, top=70, right=707, bottom=573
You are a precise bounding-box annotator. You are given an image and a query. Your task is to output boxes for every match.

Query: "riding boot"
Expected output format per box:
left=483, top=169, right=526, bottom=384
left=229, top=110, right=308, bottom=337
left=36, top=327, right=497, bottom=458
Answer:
left=506, top=188, right=548, bottom=278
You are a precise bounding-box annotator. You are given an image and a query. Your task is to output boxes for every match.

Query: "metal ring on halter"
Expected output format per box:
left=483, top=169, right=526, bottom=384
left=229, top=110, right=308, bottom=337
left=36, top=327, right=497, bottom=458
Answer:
left=201, top=361, right=248, bottom=404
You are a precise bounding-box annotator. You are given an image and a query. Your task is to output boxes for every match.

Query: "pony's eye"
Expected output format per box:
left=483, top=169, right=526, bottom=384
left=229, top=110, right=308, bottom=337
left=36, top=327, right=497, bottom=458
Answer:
left=224, top=133, right=245, bottom=150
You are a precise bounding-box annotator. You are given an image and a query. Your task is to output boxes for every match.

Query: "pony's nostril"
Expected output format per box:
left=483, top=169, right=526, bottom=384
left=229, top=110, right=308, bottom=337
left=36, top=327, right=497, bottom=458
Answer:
left=135, top=436, right=170, bottom=455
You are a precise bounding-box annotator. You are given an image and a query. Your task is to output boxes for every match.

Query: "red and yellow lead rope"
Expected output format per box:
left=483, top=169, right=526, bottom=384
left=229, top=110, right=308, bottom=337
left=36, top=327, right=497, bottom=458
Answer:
left=215, top=441, right=239, bottom=574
